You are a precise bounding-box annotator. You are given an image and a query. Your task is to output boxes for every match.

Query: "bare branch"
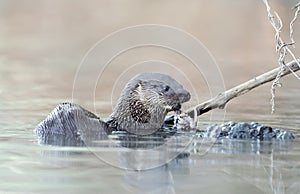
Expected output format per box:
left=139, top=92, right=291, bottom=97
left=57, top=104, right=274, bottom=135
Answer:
left=185, top=59, right=300, bottom=118
left=290, top=2, right=300, bottom=45
left=262, top=0, right=300, bottom=112
left=184, top=1, right=300, bottom=125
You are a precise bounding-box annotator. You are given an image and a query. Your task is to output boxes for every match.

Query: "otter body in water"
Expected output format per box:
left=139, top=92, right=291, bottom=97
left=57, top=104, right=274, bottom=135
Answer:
left=36, top=72, right=191, bottom=139
left=35, top=103, right=109, bottom=146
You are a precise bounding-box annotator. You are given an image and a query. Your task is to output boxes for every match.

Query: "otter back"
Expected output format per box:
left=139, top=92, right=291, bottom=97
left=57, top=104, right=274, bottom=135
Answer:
left=35, top=103, right=109, bottom=145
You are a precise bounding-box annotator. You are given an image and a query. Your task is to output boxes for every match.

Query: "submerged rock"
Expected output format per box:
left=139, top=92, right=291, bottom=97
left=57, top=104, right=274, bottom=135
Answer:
left=198, top=121, right=295, bottom=140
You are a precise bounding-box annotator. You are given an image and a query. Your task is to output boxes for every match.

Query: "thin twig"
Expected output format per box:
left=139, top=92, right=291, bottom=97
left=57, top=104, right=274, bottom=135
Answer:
left=290, top=2, right=300, bottom=45
left=185, top=59, right=300, bottom=118
left=262, top=0, right=300, bottom=112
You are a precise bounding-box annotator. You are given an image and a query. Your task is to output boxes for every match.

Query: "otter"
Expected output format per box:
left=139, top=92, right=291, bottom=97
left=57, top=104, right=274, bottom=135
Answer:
left=107, top=72, right=190, bottom=135
left=35, top=72, right=191, bottom=143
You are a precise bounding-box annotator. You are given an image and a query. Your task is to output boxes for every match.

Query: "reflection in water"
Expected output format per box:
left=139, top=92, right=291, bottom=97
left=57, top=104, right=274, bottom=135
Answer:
left=194, top=137, right=295, bottom=155
left=38, top=146, right=191, bottom=193
left=123, top=159, right=191, bottom=194
left=192, top=138, right=300, bottom=193
left=35, top=137, right=299, bottom=194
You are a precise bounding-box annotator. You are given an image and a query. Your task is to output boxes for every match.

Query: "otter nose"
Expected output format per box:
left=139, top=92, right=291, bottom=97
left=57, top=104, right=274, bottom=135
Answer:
left=178, top=89, right=191, bottom=103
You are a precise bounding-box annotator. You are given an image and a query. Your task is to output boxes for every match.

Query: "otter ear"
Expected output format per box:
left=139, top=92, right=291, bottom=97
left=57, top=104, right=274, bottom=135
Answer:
left=133, top=80, right=142, bottom=91
left=136, top=80, right=142, bottom=87
left=135, top=80, right=147, bottom=90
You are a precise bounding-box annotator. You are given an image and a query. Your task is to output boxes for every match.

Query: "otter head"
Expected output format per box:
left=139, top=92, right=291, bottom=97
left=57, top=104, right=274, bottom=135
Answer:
left=107, top=72, right=190, bottom=135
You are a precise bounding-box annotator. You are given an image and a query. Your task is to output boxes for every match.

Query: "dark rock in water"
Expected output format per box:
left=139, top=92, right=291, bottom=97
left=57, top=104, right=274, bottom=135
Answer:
left=199, top=121, right=295, bottom=140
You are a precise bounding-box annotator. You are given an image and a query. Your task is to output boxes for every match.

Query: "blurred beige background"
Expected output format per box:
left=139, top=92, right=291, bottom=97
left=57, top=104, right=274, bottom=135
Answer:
left=0, top=0, right=299, bottom=119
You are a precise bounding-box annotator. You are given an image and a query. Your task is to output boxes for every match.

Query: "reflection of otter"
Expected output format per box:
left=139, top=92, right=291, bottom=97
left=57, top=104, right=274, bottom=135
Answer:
left=36, top=72, right=191, bottom=145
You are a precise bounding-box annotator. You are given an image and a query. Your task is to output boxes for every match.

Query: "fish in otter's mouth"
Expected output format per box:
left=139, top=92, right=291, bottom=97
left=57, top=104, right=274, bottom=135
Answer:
left=165, top=103, right=183, bottom=112
left=171, top=103, right=182, bottom=111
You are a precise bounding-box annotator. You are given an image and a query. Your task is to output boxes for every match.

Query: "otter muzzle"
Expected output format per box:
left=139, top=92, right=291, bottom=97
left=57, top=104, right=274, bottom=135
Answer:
left=177, top=89, right=191, bottom=103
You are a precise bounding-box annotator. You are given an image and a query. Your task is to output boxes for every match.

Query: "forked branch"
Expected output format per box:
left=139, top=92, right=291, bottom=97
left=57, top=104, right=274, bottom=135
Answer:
left=185, top=59, right=300, bottom=118
left=185, top=1, right=300, bottom=120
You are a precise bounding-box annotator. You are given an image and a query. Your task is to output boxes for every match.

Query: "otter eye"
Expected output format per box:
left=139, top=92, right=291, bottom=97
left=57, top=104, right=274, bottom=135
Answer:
left=164, top=85, right=170, bottom=92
